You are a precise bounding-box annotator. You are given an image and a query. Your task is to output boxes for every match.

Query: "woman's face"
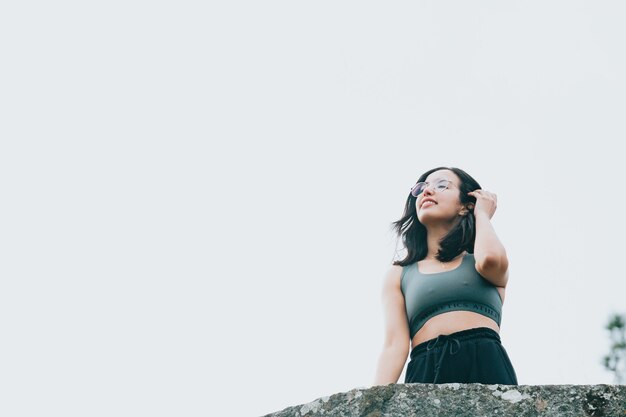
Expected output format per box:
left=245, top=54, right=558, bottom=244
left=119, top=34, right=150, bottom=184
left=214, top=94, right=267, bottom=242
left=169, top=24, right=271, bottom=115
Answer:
left=415, top=169, right=466, bottom=225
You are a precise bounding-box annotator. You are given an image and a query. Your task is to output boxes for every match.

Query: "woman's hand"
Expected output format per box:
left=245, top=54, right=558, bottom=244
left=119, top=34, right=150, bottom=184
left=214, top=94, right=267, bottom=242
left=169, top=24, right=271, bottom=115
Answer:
left=467, top=189, right=497, bottom=220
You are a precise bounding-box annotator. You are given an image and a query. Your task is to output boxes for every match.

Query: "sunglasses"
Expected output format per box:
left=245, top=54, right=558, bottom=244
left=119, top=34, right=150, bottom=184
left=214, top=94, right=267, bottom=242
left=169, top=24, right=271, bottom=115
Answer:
left=410, top=179, right=453, bottom=198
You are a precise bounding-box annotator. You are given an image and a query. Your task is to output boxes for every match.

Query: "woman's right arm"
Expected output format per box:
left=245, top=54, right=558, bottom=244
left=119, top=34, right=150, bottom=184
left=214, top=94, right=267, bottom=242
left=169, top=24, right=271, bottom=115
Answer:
left=372, top=265, right=410, bottom=386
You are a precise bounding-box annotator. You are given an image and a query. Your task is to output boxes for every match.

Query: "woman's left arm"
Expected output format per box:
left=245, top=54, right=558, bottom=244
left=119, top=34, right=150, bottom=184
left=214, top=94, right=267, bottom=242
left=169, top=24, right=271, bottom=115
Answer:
left=468, top=190, right=509, bottom=288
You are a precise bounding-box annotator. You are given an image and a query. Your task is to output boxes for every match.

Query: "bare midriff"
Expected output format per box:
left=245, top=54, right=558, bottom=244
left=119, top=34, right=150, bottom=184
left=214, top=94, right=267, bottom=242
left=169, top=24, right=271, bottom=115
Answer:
left=410, top=310, right=500, bottom=350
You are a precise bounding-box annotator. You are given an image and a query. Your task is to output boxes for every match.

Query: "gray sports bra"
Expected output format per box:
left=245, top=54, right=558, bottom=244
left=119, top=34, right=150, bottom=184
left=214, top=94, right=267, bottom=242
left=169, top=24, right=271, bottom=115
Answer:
left=400, top=252, right=503, bottom=340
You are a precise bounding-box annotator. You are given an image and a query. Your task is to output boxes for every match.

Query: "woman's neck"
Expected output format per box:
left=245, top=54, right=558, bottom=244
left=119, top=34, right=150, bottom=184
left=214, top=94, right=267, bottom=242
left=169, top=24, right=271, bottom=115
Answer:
left=425, top=225, right=452, bottom=258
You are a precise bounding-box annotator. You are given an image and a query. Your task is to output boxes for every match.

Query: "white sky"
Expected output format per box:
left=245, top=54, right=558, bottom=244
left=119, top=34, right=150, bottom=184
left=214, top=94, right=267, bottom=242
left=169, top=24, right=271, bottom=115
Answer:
left=2, top=1, right=625, bottom=416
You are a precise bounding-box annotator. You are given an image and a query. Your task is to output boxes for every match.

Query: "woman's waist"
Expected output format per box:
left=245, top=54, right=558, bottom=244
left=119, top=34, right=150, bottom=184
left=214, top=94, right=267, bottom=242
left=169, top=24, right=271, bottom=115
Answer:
left=410, top=312, right=501, bottom=352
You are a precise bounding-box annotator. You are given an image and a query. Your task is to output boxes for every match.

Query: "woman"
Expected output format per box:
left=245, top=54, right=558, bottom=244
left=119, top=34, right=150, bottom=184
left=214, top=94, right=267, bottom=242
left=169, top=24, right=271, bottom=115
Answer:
left=373, top=166, right=518, bottom=385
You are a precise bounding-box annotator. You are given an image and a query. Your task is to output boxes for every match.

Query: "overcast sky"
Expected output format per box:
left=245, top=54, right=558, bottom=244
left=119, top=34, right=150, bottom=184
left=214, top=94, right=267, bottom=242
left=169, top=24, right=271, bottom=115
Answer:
left=3, top=1, right=626, bottom=416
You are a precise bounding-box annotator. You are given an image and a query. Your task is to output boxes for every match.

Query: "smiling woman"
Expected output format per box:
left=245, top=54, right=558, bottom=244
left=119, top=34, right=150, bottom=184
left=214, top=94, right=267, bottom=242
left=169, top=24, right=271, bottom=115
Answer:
left=372, top=166, right=518, bottom=386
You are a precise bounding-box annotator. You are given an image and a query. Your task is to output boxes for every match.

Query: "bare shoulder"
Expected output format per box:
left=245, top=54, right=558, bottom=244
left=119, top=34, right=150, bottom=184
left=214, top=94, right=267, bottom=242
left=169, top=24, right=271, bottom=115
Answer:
left=379, top=265, right=404, bottom=296
left=383, top=265, right=404, bottom=286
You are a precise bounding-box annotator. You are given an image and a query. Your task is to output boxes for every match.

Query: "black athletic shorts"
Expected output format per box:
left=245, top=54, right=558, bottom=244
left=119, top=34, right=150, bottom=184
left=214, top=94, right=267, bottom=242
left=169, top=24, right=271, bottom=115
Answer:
left=404, top=327, right=518, bottom=385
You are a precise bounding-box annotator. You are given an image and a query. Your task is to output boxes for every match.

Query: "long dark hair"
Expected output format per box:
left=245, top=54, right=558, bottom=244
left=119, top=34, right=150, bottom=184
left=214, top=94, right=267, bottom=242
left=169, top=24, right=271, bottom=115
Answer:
left=391, top=166, right=482, bottom=266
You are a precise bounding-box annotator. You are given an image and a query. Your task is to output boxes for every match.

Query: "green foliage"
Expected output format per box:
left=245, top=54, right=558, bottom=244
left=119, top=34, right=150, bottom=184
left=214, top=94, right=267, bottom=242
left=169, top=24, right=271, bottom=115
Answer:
left=602, top=313, right=626, bottom=384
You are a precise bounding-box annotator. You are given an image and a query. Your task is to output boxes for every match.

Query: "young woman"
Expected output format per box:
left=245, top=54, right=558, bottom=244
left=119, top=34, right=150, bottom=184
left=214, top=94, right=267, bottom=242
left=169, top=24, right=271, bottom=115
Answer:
left=373, top=166, right=518, bottom=385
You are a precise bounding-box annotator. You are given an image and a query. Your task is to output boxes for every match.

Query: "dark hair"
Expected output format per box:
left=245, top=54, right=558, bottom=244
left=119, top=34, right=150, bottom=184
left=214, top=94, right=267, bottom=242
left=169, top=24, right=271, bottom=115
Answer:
left=391, top=166, right=482, bottom=266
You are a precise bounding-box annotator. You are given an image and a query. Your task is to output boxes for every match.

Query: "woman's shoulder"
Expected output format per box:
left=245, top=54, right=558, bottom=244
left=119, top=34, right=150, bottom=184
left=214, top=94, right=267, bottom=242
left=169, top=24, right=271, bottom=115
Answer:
left=384, top=264, right=405, bottom=285
left=386, top=264, right=404, bottom=278
left=381, top=265, right=405, bottom=297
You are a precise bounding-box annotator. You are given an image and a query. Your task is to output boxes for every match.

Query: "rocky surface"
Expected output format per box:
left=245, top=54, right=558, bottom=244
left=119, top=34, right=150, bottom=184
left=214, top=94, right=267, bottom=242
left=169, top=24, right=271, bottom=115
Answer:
left=262, top=384, right=626, bottom=417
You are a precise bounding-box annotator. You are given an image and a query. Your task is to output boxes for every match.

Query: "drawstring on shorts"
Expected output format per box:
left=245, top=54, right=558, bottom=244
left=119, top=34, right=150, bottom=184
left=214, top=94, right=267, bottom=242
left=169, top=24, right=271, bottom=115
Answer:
left=409, top=327, right=501, bottom=384
left=426, top=334, right=462, bottom=383
left=405, top=327, right=517, bottom=385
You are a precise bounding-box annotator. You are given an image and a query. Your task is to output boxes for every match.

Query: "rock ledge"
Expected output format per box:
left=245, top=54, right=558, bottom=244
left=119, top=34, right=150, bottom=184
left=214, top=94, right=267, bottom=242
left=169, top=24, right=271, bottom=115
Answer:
left=263, top=384, right=626, bottom=417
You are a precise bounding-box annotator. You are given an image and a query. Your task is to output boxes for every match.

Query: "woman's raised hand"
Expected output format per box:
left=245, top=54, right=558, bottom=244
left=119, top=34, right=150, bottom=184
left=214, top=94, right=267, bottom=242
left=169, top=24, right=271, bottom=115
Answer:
left=467, top=189, right=497, bottom=220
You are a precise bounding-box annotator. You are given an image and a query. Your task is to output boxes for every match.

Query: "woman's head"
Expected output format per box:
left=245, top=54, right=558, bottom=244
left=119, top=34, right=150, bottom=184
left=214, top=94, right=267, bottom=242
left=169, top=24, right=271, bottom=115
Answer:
left=391, top=167, right=482, bottom=266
